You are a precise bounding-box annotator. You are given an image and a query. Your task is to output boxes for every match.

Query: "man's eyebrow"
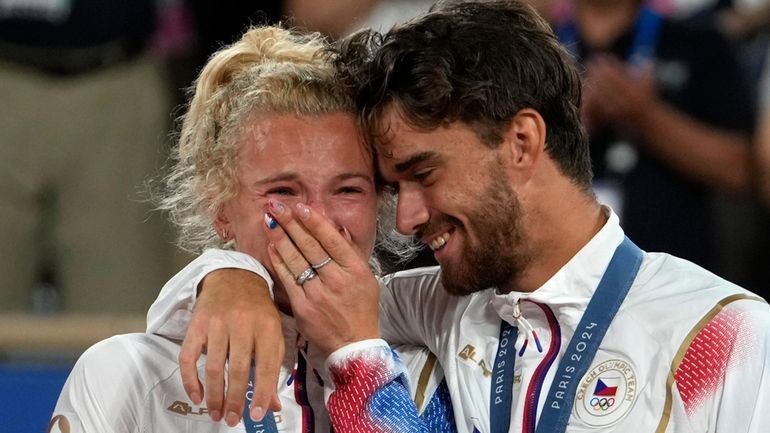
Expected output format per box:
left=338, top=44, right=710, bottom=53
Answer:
left=393, top=151, right=438, bottom=173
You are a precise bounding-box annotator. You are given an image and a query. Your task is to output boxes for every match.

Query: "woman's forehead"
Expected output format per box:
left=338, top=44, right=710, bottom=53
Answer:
left=237, top=112, right=374, bottom=180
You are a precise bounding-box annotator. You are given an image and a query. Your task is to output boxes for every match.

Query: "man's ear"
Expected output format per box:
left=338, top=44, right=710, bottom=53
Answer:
left=501, top=108, right=547, bottom=175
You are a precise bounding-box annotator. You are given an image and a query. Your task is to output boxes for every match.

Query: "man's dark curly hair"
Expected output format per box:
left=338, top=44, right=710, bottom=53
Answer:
left=335, top=0, right=592, bottom=190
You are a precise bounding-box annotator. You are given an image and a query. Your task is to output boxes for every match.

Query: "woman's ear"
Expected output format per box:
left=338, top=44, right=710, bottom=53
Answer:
left=214, top=206, right=232, bottom=241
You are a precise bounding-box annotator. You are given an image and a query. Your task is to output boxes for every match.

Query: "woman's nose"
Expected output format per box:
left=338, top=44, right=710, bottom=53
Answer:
left=304, top=196, right=324, bottom=214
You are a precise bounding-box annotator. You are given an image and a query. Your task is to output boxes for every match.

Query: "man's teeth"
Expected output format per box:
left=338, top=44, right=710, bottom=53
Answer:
left=429, top=232, right=451, bottom=251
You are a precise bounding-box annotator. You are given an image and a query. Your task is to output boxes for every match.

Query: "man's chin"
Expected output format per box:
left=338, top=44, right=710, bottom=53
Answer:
left=439, top=252, right=518, bottom=297
left=439, top=262, right=482, bottom=297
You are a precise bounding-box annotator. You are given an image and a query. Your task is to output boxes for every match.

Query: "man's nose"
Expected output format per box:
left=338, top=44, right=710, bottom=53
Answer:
left=395, top=184, right=430, bottom=236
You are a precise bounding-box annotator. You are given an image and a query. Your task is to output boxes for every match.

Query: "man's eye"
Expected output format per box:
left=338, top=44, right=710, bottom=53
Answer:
left=414, top=169, right=434, bottom=183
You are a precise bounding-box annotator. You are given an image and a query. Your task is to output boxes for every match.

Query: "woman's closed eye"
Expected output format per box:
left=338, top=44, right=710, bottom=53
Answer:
left=266, top=186, right=297, bottom=196
left=336, top=185, right=365, bottom=195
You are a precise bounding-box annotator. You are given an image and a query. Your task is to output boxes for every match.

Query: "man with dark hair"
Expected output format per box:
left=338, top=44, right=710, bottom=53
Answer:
left=146, top=1, right=770, bottom=432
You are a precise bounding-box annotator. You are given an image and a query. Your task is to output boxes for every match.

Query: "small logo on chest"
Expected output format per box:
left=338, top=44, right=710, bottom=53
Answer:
left=458, top=344, right=492, bottom=377
left=167, top=400, right=210, bottom=416
left=574, top=359, right=638, bottom=427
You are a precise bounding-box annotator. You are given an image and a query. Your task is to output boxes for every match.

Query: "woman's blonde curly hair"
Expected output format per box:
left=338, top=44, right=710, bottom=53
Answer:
left=155, top=25, right=416, bottom=273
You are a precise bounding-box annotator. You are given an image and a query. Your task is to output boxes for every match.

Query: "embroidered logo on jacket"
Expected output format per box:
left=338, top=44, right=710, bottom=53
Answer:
left=167, top=400, right=210, bottom=416
left=575, top=359, right=637, bottom=426
left=458, top=344, right=492, bottom=377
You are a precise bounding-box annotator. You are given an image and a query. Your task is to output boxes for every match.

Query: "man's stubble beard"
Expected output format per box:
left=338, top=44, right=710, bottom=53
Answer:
left=441, top=161, right=531, bottom=296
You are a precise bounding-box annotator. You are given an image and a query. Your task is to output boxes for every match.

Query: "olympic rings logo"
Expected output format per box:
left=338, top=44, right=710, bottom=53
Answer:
left=590, top=397, right=616, bottom=411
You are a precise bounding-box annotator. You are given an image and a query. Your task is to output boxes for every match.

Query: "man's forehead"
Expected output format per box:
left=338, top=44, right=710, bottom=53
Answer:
left=374, top=127, right=417, bottom=171
left=372, top=106, right=428, bottom=159
left=375, top=140, right=441, bottom=180
left=375, top=145, right=399, bottom=177
left=375, top=140, right=409, bottom=180
left=372, top=105, right=404, bottom=152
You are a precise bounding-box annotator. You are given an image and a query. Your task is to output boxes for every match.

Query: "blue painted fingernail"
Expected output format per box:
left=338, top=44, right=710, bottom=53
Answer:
left=264, top=213, right=279, bottom=230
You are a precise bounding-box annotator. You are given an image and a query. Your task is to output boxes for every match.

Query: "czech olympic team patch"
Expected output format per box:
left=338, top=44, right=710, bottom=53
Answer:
left=574, top=359, right=637, bottom=427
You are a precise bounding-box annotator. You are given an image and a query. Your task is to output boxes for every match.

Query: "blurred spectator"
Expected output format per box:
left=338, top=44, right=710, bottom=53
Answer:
left=556, top=0, right=754, bottom=273
left=725, top=0, right=770, bottom=299
left=0, top=0, right=176, bottom=313
left=697, top=0, right=770, bottom=299
left=688, top=0, right=769, bottom=104
left=285, top=0, right=434, bottom=39
left=162, top=1, right=284, bottom=137
left=718, top=0, right=770, bottom=39
left=713, top=0, right=770, bottom=182
left=185, top=0, right=283, bottom=62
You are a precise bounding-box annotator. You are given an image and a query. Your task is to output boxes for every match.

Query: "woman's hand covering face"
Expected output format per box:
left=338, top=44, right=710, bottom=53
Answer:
left=264, top=199, right=381, bottom=358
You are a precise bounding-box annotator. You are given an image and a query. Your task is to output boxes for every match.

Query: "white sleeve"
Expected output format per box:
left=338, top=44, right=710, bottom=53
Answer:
left=714, top=303, right=770, bottom=433
left=145, top=249, right=274, bottom=339
left=378, top=268, right=446, bottom=352
left=50, top=337, right=144, bottom=433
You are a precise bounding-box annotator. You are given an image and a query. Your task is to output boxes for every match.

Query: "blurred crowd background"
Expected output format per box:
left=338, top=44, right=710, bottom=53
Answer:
left=1, top=0, right=770, bottom=430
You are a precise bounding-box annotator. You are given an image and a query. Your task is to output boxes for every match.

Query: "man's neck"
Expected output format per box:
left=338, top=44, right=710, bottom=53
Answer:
left=575, top=0, right=642, bottom=50
left=505, top=181, right=606, bottom=294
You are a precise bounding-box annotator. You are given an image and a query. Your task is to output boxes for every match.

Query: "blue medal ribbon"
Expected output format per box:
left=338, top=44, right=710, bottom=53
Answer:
left=243, top=363, right=279, bottom=433
left=488, top=236, right=643, bottom=433
left=536, top=237, right=642, bottom=432
left=490, top=321, right=518, bottom=433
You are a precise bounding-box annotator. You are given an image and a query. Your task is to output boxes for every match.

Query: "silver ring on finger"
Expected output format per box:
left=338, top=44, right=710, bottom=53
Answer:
left=295, top=267, right=317, bottom=285
left=311, top=256, right=333, bottom=270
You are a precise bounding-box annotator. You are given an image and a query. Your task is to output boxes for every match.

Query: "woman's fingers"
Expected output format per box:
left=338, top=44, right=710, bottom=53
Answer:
left=264, top=200, right=358, bottom=271
left=292, top=203, right=359, bottom=269
left=267, top=243, right=310, bottom=311
left=203, top=320, right=228, bottom=421
left=266, top=200, right=331, bottom=270
left=264, top=214, right=317, bottom=291
left=183, top=269, right=281, bottom=424
left=222, top=333, right=253, bottom=426
left=250, top=336, right=284, bottom=421
left=178, top=322, right=206, bottom=405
